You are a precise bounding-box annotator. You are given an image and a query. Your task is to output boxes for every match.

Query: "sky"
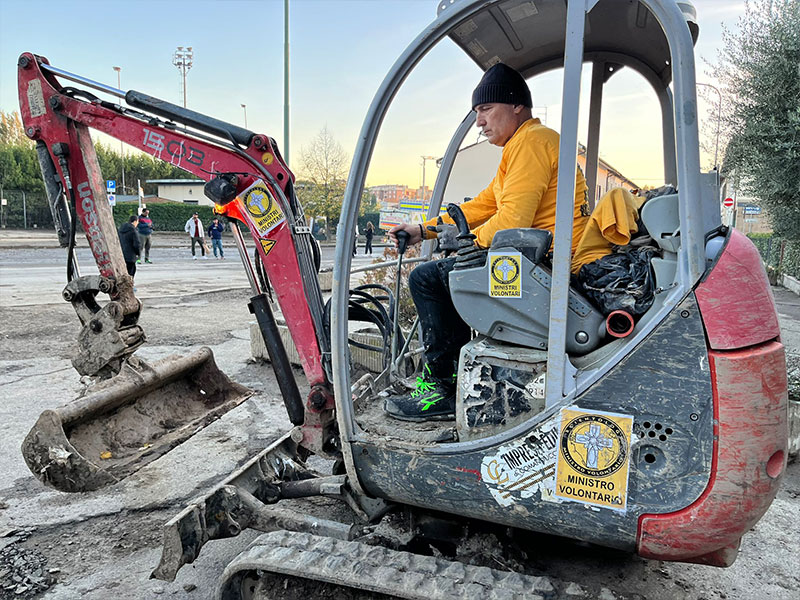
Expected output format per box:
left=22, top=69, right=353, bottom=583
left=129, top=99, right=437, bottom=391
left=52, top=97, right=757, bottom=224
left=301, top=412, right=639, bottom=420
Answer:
left=0, top=0, right=743, bottom=190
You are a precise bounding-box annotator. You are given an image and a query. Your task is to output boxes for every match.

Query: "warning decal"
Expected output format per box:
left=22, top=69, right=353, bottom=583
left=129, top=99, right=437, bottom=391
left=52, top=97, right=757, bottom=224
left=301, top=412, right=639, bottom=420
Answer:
left=555, top=407, right=633, bottom=512
left=242, top=180, right=284, bottom=235
left=481, top=414, right=559, bottom=507
left=488, top=252, right=522, bottom=298
left=259, top=238, right=276, bottom=258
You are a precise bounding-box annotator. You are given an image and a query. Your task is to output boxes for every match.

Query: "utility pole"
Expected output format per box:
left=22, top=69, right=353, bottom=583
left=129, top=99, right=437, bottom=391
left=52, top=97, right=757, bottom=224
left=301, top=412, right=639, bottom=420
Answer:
left=241, top=103, right=248, bottom=128
left=420, top=156, right=437, bottom=209
left=113, top=66, right=125, bottom=194
left=173, top=46, right=194, bottom=108
left=284, top=0, right=290, bottom=165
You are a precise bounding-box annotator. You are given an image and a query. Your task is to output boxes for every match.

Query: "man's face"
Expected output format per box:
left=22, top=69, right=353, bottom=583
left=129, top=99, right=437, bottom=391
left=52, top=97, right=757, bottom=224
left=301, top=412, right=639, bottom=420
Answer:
left=474, top=103, right=523, bottom=146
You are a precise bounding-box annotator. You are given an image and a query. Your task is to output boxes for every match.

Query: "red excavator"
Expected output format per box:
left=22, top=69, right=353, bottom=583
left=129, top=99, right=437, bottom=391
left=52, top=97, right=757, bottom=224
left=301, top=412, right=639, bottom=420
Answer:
left=17, top=0, right=787, bottom=597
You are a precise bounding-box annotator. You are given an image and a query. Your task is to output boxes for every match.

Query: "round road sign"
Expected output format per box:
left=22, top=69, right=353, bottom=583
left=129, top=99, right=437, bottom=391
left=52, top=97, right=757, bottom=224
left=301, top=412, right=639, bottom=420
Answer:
left=723, top=197, right=735, bottom=208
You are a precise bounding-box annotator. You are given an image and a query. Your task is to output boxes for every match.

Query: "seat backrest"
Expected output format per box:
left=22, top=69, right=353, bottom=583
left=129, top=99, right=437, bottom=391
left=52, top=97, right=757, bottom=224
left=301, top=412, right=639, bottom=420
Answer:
left=490, top=228, right=553, bottom=265
left=640, top=193, right=680, bottom=253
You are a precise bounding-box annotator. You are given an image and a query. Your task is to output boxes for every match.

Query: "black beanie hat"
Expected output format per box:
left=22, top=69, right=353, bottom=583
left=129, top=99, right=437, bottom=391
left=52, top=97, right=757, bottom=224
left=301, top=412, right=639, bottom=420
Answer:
left=471, top=63, right=532, bottom=110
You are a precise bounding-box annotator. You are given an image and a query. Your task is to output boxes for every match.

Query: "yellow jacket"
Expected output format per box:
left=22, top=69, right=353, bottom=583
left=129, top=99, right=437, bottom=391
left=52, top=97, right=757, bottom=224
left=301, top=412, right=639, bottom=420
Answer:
left=571, top=188, right=645, bottom=274
left=424, top=118, right=589, bottom=251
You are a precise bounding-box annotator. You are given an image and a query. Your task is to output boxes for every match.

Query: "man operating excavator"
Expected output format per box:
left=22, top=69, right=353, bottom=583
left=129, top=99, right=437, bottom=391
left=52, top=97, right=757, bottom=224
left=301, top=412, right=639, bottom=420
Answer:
left=387, top=63, right=590, bottom=421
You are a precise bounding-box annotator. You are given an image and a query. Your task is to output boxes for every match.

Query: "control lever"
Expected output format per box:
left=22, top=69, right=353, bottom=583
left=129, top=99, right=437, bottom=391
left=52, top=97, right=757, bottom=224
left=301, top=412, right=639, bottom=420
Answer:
left=446, top=203, right=485, bottom=270
left=391, top=230, right=410, bottom=374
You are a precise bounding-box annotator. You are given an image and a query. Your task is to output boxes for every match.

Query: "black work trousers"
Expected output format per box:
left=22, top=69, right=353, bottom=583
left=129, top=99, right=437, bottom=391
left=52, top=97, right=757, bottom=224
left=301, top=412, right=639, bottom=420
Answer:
left=408, top=257, right=470, bottom=379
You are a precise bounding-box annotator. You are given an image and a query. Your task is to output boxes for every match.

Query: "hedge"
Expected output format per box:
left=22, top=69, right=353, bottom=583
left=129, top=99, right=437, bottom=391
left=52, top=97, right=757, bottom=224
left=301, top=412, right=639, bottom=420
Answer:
left=112, top=201, right=216, bottom=231
left=748, top=233, right=800, bottom=280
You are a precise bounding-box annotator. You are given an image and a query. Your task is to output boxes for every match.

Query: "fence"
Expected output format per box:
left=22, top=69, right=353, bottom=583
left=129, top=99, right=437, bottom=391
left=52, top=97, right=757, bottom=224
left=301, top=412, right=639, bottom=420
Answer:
left=0, top=190, right=53, bottom=230
left=748, top=233, right=800, bottom=280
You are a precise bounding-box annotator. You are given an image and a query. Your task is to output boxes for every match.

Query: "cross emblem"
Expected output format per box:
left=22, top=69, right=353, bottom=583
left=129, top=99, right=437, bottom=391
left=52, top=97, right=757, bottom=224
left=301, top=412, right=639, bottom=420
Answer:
left=575, top=424, right=613, bottom=469
left=248, top=191, right=268, bottom=214
left=495, top=259, right=515, bottom=282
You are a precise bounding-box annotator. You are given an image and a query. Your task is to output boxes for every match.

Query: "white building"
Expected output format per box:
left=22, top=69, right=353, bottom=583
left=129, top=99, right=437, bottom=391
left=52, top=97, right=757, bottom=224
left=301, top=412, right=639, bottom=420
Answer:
left=147, top=179, right=208, bottom=205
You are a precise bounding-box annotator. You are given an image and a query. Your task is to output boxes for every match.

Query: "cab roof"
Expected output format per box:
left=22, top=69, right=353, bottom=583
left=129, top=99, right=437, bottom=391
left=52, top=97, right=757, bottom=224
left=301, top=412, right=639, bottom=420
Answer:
left=439, top=0, right=698, bottom=83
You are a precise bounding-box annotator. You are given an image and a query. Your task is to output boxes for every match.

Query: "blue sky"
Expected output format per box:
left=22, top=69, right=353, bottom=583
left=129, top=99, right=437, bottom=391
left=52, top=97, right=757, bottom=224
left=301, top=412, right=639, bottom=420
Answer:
left=0, top=0, right=742, bottom=188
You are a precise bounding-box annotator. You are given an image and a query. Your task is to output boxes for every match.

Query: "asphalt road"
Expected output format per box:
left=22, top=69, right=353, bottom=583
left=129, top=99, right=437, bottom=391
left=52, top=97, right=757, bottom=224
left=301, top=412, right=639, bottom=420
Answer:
left=0, top=234, right=798, bottom=600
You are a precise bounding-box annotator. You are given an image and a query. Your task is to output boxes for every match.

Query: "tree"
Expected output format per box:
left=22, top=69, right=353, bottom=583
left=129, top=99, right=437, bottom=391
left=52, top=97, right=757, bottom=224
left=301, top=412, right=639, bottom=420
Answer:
left=297, top=126, right=349, bottom=237
left=711, top=0, right=800, bottom=240
left=0, top=110, right=31, bottom=147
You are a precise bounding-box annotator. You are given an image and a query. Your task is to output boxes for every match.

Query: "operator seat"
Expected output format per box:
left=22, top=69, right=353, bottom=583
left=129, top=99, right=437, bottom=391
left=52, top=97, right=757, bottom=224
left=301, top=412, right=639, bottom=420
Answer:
left=448, top=228, right=606, bottom=356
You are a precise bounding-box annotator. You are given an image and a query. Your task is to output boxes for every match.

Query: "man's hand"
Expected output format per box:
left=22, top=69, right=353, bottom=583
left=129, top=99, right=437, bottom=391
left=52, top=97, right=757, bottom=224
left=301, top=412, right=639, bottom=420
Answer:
left=427, top=223, right=459, bottom=252
left=388, top=223, right=422, bottom=248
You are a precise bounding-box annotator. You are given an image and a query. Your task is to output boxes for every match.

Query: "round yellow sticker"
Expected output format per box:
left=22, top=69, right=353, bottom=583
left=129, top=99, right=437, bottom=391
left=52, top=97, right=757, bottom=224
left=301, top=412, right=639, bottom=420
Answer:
left=262, top=152, right=274, bottom=165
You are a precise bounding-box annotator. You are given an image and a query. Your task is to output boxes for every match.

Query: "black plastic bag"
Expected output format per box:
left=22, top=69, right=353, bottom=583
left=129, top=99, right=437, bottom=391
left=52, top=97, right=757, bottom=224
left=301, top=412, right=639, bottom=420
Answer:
left=577, top=246, right=658, bottom=316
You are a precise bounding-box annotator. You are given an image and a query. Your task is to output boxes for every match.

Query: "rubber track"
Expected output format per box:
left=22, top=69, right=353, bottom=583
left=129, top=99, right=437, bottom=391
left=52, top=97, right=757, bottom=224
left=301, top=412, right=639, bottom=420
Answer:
left=215, top=530, right=561, bottom=600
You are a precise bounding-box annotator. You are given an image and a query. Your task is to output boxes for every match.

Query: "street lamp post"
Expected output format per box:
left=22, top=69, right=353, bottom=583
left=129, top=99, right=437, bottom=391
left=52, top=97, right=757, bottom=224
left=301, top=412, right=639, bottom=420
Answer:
left=241, top=104, right=248, bottom=128
left=172, top=46, right=194, bottom=108
left=697, top=82, right=722, bottom=169
left=420, top=155, right=437, bottom=209
left=113, top=66, right=125, bottom=194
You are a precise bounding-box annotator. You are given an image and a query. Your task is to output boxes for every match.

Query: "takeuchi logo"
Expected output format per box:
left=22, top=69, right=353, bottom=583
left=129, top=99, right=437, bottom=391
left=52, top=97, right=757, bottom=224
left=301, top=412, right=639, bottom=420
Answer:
left=561, top=414, right=627, bottom=477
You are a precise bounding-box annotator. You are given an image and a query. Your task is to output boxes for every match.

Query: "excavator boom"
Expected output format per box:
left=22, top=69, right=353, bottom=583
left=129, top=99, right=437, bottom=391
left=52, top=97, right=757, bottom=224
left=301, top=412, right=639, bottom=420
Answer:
left=17, top=52, right=337, bottom=492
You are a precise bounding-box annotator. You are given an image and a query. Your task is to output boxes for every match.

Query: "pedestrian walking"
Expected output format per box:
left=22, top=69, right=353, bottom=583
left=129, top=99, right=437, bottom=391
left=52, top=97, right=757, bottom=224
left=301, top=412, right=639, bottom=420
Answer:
left=118, top=215, right=141, bottom=278
left=353, top=224, right=359, bottom=256
left=136, top=208, right=153, bottom=264
left=184, top=212, right=207, bottom=259
left=207, top=217, right=225, bottom=259
left=364, top=222, right=374, bottom=255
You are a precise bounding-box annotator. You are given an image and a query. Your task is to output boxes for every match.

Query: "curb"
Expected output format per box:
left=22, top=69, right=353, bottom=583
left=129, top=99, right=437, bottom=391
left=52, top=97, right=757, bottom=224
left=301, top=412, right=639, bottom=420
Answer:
left=781, top=274, right=800, bottom=297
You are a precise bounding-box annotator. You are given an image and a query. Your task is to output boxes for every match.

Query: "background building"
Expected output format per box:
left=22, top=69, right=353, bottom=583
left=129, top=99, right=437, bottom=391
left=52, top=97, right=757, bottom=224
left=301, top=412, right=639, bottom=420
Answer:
left=147, top=179, right=207, bottom=205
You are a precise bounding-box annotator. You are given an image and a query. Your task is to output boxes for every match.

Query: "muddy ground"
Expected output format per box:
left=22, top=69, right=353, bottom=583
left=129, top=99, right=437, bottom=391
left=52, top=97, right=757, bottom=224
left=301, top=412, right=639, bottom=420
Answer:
left=1, top=245, right=799, bottom=600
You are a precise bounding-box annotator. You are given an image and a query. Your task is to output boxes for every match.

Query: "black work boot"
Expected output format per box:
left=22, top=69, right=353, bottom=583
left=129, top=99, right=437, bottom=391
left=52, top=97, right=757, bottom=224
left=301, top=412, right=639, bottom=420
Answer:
left=384, top=365, right=457, bottom=422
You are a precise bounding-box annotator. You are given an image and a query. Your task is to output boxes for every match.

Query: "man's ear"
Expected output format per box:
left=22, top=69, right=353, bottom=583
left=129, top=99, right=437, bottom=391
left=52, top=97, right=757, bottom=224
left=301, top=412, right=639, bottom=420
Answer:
left=513, top=104, right=524, bottom=114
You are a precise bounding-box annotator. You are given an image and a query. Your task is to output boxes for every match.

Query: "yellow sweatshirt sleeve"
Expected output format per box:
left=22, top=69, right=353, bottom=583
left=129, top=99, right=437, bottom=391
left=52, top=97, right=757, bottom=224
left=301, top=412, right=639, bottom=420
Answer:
left=471, top=137, right=554, bottom=247
left=421, top=181, right=498, bottom=239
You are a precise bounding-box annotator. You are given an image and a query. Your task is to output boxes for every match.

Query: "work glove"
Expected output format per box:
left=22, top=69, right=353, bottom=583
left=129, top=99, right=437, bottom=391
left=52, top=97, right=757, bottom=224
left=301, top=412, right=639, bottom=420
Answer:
left=453, top=234, right=487, bottom=270
left=427, top=223, right=460, bottom=252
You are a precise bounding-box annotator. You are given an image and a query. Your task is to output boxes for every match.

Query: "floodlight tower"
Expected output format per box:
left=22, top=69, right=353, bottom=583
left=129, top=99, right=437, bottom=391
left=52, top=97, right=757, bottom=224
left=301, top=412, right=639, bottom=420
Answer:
left=173, top=46, right=194, bottom=108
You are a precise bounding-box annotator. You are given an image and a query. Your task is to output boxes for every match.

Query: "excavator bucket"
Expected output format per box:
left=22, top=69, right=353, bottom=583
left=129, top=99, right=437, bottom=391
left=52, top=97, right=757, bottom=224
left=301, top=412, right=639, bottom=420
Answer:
left=21, top=347, right=252, bottom=493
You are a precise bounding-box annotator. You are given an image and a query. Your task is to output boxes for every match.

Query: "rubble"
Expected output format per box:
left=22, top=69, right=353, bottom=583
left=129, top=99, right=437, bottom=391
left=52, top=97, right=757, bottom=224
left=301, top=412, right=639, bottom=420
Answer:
left=0, top=528, right=55, bottom=599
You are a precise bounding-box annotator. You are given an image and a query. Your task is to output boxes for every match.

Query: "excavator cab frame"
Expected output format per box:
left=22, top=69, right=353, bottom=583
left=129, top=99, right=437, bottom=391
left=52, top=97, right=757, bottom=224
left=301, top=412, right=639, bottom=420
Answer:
left=331, top=0, right=786, bottom=565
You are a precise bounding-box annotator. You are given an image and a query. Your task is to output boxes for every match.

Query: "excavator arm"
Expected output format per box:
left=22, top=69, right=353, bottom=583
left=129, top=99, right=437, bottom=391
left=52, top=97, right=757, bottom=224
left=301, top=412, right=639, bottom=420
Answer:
left=17, top=52, right=336, bottom=463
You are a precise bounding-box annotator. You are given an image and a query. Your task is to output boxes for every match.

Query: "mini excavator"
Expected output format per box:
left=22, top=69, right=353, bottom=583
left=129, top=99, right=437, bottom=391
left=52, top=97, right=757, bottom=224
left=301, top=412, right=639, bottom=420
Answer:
left=17, top=1, right=788, bottom=598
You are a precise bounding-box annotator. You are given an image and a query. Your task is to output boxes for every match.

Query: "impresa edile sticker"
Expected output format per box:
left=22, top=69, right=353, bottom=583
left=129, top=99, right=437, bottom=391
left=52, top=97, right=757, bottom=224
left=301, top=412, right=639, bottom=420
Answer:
left=488, top=252, right=522, bottom=298
left=555, top=407, right=634, bottom=512
left=242, top=180, right=285, bottom=235
left=480, top=416, right=559, bottom=507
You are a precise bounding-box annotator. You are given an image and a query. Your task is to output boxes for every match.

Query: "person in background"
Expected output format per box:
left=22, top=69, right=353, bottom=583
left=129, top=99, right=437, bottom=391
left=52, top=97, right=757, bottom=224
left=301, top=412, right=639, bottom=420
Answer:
left=364, top=222, right=375, bottom=255
left=207, top=216, right=225, bottom=259
left=118, top=215, right=141, bottom=278
left=353, top=224, right=360, bottom=256
left=136, top=207, right=153, bottom=264
left=184, top=212, right=206, bottom=260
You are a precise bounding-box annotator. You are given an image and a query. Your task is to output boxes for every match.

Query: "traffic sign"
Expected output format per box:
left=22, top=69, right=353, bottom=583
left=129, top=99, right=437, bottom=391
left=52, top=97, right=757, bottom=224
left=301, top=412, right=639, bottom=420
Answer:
left=722, top=197, right=734, bottom=208
left=107, top=180, right=116, bottom=193
left=743, top=205, right=761, bottom=215
left=108, top=194, right=116, bottom=206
